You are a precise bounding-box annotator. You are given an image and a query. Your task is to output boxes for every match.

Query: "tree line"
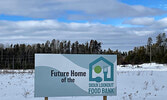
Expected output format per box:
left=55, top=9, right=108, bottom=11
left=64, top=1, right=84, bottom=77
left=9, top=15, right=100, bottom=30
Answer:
left=0, top=40, right=106, bottom=69
left=124, top=33, right=167, bottom=64
left=0, top=33, right=167, bottom=69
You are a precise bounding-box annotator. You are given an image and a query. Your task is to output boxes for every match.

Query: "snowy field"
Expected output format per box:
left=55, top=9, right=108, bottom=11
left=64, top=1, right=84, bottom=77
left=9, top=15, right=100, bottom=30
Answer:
left=0, top=63, right=167, bottom=100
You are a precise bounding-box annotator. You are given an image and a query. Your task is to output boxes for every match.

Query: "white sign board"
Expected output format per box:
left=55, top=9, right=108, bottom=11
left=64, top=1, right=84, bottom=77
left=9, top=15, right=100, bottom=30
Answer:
left=35, top=54, right=117, bottom=97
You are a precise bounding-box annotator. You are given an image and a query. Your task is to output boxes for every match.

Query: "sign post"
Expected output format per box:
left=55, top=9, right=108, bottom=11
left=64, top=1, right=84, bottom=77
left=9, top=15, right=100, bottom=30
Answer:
left=45, top=97, right=48, bottom=100
left=103, top=96, right=107, bottom=100
left=35, top=54, right=117, bottom=99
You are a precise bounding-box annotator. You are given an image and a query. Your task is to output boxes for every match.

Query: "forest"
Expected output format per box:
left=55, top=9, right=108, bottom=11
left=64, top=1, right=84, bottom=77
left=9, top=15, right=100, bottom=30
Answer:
left=0, top=33, right=167, bottom=69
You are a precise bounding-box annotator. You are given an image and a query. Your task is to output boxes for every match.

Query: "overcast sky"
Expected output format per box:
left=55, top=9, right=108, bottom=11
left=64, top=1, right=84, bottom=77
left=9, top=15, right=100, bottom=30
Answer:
left=0, top=0, right=167, bottom=51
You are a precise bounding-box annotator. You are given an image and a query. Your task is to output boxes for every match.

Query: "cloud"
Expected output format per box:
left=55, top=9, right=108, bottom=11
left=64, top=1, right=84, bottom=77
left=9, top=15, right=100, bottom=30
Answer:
left=152, top=17, right=167, bottom=28
left=123, top=17, right=155, bottom=26
left=0, top=0, right=166, bottom=20
left=0, top=19, right=167, bottom=51
left=123, top=17, right=167, bottom=31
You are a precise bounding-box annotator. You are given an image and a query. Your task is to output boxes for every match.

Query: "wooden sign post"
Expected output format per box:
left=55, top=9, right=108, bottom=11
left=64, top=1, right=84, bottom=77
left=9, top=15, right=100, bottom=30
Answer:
left=45, top=97, right=48, bottom=100
left=103, top=96, right=107, bottom=100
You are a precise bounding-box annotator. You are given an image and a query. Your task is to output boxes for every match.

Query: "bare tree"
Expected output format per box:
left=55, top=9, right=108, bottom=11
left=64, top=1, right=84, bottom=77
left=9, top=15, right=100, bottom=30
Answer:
left=147, top=37, right=152, bottom=63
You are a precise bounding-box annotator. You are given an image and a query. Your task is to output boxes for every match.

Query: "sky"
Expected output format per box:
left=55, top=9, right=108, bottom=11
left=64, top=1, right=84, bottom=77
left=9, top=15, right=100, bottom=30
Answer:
left=0, top=0, right=167, bottom=51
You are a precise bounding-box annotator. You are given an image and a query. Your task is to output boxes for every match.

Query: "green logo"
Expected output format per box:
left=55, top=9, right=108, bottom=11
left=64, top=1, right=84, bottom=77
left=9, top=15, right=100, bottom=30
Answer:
left=94, top=66, right=102, bottom=74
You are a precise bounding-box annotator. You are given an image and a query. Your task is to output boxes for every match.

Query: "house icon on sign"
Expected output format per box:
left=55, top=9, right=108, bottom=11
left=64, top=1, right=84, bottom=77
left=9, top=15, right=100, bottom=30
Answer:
left=89, top=57, right=114, bottom=82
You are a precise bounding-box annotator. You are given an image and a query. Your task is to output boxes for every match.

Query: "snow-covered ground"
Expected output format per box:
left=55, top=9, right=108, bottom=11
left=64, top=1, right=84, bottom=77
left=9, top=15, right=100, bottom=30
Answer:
left=117, top=63, right=167, bottom=71
left=0, top=63, right=167, bottom=100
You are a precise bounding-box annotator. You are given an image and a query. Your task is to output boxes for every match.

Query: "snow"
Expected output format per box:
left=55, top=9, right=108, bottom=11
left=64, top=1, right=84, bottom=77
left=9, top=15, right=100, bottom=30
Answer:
left=0, top=63, right=167, bottom=100
left=117, top=63, right=167, bottom=71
